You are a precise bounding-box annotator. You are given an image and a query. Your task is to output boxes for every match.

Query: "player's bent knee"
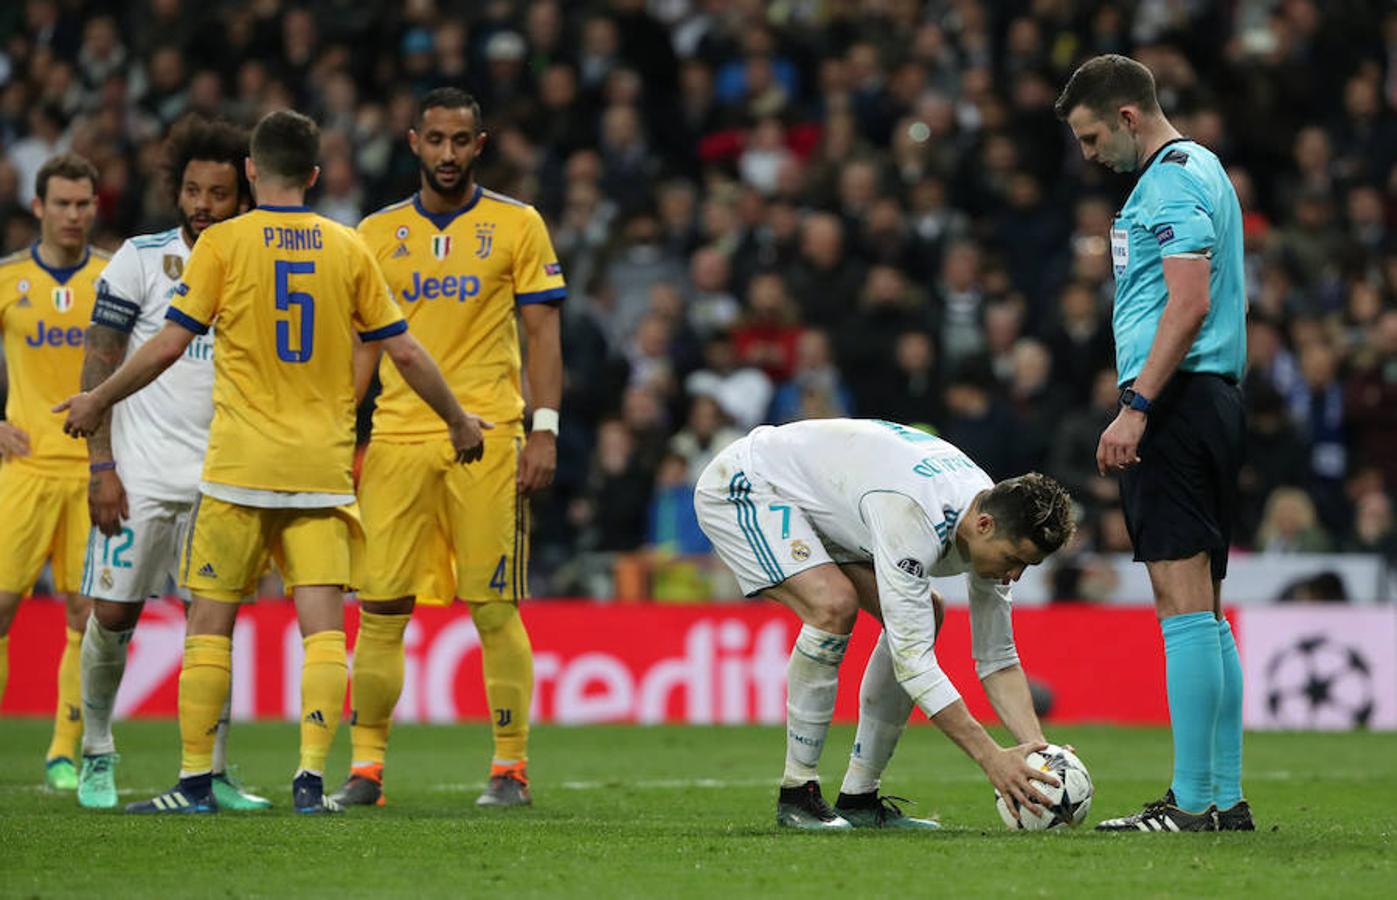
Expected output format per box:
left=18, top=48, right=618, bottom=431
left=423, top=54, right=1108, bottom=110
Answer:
left=469, top=600, right=519, bottom=634
left=64, top=593, right=93, bottom=631
left=1146, top=555, right=1215, bottom=619
left=806, top=600, right=857, bottom=635
left=94, top=599, right=142, bottom=631
left=769, top=566, right=858, bottom=634
left=292, top=584, right=347, bottom=634
left=186, top=595, right=240, bottom=637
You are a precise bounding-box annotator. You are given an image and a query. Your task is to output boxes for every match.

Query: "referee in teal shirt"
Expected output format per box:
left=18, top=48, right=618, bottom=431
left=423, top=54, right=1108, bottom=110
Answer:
left=1056, top=55, right=1250, bottom=833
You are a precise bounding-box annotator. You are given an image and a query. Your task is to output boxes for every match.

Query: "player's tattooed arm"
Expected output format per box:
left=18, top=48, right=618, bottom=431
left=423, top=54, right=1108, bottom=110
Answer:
left=81, top=323, right=131, bottom=463
left=81, top=322, right=132, bottom=535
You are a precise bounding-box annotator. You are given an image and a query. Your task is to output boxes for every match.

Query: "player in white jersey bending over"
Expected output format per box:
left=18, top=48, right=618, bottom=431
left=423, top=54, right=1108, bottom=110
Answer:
left=73, top=117, right=267, bottom=811
left=695, top=418, right=1075, bottom=829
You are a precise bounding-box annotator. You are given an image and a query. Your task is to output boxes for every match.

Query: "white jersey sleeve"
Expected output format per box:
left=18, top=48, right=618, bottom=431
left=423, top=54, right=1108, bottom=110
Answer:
left=860, top=490, right=961, bottom=717
left=967, top=574, right=1020, bottom=678
left=91, top=239, right=147, bottom=333
left=96, top=229, right=212, bottom=503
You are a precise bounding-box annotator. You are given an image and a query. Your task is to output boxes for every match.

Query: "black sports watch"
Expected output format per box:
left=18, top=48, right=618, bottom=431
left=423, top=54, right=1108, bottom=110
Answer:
left=1120, top=387, right=1152, bottom=414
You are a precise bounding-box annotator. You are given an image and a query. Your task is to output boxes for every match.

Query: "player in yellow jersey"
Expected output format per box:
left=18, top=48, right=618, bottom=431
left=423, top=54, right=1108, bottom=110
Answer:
left=74, top=116, right=269, bottom=813
left=0, top=153, right=109, bottom=791
left=332, top=87, right=564, bottom=809
left=58, top=110, right=488, bottom=814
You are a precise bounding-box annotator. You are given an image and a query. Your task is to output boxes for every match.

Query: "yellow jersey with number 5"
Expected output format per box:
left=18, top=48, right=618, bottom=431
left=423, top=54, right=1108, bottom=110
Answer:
left=167, top=205, right=405, bottom=496
left=0, top=245, right=108, bottom=477
left=358, top=188, right=566, bottom=440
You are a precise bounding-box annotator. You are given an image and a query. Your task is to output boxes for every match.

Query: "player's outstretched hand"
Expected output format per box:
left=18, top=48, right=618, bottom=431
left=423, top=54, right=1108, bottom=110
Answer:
left=0, top=421, right=30, bottom=458
left=517, top=429, right=557, bottom=494
left=54, top=392, right=105, bottom=438
left=449, top=413, right=493, bottom=464
left=984, top=741, right=1059, bottom=820
left=1096, top=407, right=1145, bottom=476
left=89, top=468, right=129, bottom=537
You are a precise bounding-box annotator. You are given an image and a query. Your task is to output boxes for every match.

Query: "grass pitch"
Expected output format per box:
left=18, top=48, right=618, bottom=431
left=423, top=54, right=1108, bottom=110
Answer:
left=1, top=720, right=1393, bottom=898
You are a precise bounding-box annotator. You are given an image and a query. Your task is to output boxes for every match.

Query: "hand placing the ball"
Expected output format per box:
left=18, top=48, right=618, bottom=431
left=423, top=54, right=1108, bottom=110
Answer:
left=985, top=741, right=1059, bottom=820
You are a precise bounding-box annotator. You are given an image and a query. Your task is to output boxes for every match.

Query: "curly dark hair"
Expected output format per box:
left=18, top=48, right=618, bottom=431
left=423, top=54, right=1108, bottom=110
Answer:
left=980, top=472, right=1077, bottom=555
left=164, top=115, right=251, bottom=209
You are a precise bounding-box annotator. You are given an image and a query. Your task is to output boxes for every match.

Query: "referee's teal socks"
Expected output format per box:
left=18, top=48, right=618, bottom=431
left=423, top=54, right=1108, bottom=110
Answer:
left=1214, top=618, right=1245, bottom=810
left=1161, top=612, right=1222, bottom=814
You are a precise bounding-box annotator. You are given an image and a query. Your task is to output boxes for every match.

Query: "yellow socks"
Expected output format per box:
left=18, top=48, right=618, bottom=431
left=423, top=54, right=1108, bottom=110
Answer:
left=179, top=635, right=232, bottom=775
left=348, top=611, right=410, bottom=768
left=45, top=628, right=83, bottom=762
left=470, top=602, right=532, bottom=764
left=300, top=630, right=347, bottom=775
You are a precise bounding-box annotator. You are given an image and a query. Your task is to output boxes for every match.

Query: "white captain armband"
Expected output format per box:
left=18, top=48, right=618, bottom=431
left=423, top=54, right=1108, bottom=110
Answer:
left=91, top=280, right=139, bottom=333
left=1165, top=251, right=1212, bottom=260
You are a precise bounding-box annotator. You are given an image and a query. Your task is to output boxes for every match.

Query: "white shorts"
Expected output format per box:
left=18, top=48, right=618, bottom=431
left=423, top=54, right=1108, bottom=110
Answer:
left=694, top=436, right=836, bottom=597
left=81, top=494, right=193, bottom=603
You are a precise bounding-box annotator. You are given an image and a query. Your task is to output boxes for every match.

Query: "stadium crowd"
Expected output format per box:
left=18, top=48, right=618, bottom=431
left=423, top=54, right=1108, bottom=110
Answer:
left=2, top=0, right=1396, bottom=598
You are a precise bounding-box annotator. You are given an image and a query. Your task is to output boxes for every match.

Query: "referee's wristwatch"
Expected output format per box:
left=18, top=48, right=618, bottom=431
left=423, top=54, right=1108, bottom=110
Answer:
left=1119, top=387, right=1152, bottom=415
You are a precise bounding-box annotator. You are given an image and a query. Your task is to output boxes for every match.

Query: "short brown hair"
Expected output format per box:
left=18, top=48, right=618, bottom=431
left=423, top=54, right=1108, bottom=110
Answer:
left=35, top=153, right=98, bottom=202
left=981, top=472, right=1076, bottom=555
left=250, top=109, right=320, bottom=185
left=1054, top=54, right=1160, bottom=122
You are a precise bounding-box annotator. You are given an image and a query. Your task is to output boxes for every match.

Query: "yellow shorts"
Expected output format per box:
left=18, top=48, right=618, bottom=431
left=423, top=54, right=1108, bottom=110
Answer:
left=0, top=465, right=88, bottom=595
left=181, top=494, right=365, bottom=603
left=358, top=429, right=528, bottom=605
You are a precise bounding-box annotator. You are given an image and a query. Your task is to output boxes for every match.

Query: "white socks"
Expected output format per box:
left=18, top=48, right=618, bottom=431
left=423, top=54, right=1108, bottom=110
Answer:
left=80, top=613, right=232, bottom=769
left=840, top=631, right=914, bottom=796
left=782, top=624, right=850, bottom=787
left=211, top=692, right=232, bottom=775
left=80, top=616, right=133, bottom=756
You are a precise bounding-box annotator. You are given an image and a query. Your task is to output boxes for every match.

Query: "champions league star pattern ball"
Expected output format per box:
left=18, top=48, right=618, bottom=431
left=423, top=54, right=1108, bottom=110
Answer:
left=995, top=744, right=1094, bottom=831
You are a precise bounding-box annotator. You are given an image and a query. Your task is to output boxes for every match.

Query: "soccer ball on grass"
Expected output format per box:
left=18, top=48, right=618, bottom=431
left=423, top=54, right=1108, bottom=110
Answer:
left=995, top=744, right=1093, bottom=831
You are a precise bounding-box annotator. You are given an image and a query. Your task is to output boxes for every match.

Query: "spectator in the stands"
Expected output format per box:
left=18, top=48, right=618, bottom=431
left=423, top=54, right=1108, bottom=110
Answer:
left=684, top=332, right=772, bottom=433
left=669, top=394, right=741, bottom=485
left=1044, top=279, right=1114, bottom=405
left=1345, top=309, right=1397, bottom=490
left=784, top=212, right=867, bottom=331
left=731, top=271, right=801, bottom=383
left=1049, top=367, right=1121, bottom=517
left=1290, top=336, right=1350, bottom=533
left=768, top=329, right=854, bottom=425
left=570, top=418, right=653, bottom=553
left=1257, top=487, right=1333, bottom=554
left=940, top=359, right=1019, bottom=480
left=1344, top=490, right=1397, bottom=560
left=647, top=451, right=712, bottom=557
left=685, top=245, right=742, bottom=340
left=1237, top=382, right=1312, bottom=548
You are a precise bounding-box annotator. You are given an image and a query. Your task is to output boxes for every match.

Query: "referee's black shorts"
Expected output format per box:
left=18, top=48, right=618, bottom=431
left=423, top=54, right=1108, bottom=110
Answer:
left=1119, top=372, right=1245, bottom=581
